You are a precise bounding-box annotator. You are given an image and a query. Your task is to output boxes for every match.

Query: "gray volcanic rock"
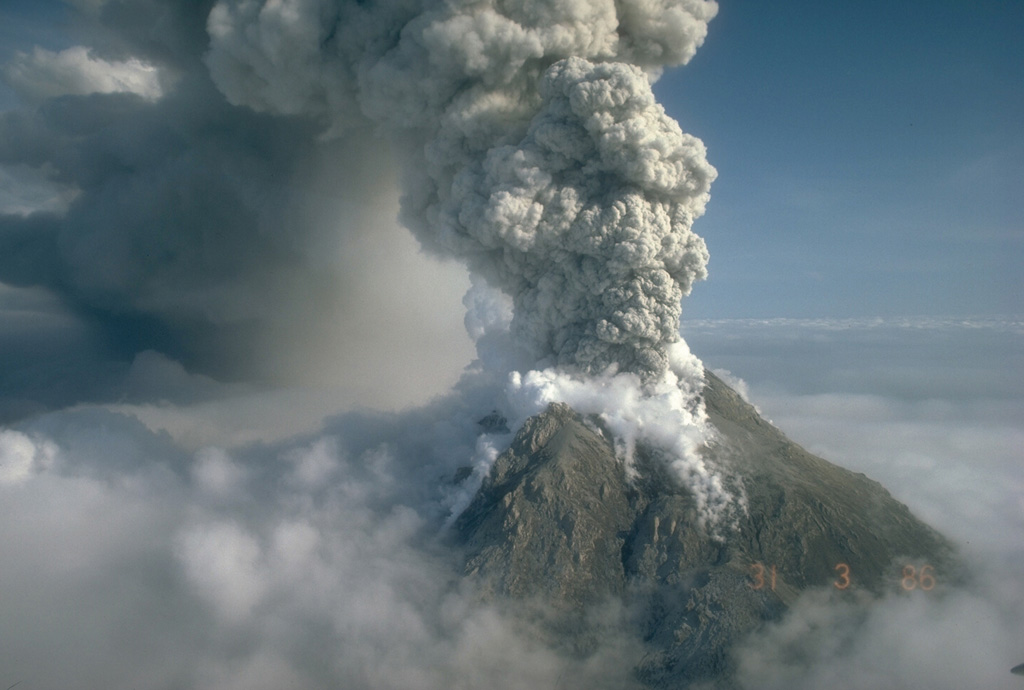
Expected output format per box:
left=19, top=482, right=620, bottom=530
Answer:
left=458, top=403, right=634, bottom=606
left=454, top=370, right=958, bottom=688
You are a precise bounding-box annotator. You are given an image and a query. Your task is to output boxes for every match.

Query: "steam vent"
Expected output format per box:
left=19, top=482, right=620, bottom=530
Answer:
left=455, top=371, right=959, bottom=688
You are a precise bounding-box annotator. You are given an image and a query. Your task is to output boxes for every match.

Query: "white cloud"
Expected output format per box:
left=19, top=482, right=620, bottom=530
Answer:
left=501, top=340, right=735, bottom=526
left=0, top=428, right=56, bottom=484
left=0, top=399, right=643, bottom=689
left=734, top=582, right=1022, bottom=690
left=192, top=446, right=247, bottom=495
left=1, top=45, right=164, bottom=103
left=176, top=520, right=270, bottom=623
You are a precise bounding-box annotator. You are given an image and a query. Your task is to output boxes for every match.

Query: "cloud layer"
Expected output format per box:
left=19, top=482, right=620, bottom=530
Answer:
left=0, top=380, right=652, bottom=690
left=2, top=319, right=1021, bottom=689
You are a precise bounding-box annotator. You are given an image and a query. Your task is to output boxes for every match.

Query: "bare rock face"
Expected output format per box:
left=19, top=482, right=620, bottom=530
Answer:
left=458, top=403, right=634, bottom=607
left=454, top=371, right=958, bottom=688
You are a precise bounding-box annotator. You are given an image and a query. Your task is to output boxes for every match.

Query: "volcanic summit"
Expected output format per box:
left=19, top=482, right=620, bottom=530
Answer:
left=454, top=370, right=959, bottom=688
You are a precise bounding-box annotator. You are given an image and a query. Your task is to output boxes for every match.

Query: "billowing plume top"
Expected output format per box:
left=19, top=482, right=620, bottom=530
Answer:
left=445, top=58, right=714, bottom=375
left=206, top=0, right=718, bottom=379
left=206, top=0, right=717, bottom=128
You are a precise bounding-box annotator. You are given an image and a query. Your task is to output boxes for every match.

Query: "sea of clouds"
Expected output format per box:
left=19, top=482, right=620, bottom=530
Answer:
left=1, top=317, right=1021, bottom=689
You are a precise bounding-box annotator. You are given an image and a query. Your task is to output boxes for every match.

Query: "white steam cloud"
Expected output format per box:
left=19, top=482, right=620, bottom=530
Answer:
left=442, top=337, right=731, bottom=529
left=502, top=339, right=734, bottom=526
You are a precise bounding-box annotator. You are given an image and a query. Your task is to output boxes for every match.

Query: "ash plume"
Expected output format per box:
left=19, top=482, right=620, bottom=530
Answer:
left=0, top=0, right=730, bottom=518
left=206, top=0, right=718, bottom=380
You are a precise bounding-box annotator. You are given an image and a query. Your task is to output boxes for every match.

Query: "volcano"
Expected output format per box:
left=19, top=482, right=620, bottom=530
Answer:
left=454, top=370, right=959, bottom=688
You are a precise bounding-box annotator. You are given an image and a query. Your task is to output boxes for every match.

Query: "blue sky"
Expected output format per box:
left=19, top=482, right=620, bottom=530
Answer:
left=658, top=0, right=1022, bottom=318
left=0, top=0, right=72, bottom=72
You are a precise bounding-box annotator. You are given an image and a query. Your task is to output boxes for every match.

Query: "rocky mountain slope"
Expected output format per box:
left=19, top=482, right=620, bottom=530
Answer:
left=454, top=371, right=959, bottom=688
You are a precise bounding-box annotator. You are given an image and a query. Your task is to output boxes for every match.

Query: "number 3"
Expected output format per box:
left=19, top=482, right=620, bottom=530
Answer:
left=902, top=565, right=918, bottom=591
left=749, top=562, right=765, bottom=590
left=749, top=563, right=776, bottom=590
left=834, top=562, right=851, bottom=590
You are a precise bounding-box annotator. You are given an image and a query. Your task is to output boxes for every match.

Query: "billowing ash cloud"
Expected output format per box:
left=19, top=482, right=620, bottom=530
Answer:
left=1, top=0, right=718, bottom=425
left=0, top=1, right=481, bottom=416
left=0, top=0, right=728, bottom=520
left=206, top=0, right=717, bottom=379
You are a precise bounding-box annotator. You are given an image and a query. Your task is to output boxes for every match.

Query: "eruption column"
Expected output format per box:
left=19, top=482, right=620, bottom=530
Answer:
left=206, top=0, right=719, bottom=380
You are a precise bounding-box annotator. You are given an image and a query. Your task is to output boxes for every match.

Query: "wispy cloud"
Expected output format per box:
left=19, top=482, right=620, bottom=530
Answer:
left=1, top=46, right=164, bottom=103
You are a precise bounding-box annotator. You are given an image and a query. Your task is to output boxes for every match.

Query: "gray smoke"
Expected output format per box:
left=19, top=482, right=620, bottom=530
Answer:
left=0, top=0, right=477, bottom=416
left=206, top=0, right=718, bottom=378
